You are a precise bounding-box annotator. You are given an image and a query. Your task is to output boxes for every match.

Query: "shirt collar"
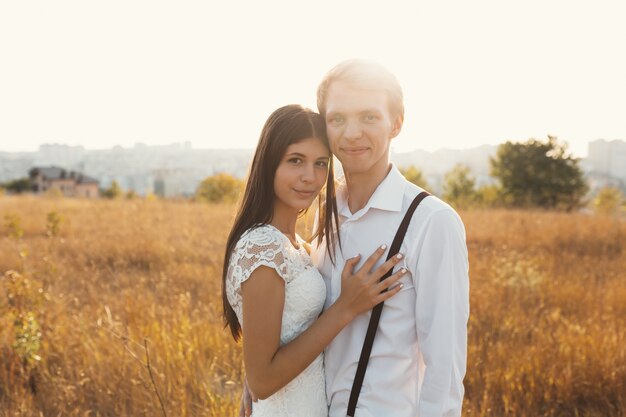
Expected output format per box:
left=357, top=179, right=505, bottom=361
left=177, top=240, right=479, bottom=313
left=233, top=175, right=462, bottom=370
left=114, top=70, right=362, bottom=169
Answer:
left=336, top=163, right=407, bottom=218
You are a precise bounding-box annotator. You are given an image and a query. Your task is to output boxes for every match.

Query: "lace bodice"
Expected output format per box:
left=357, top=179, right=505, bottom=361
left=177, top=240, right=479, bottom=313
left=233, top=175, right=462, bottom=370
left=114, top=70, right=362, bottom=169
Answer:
left=226, top=224, right=328, bottom=417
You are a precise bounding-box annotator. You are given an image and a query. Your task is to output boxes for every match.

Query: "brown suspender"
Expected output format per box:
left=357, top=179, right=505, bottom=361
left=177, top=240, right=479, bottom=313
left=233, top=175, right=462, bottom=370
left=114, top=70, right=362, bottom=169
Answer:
left=347, top=191, right=430, bottom=417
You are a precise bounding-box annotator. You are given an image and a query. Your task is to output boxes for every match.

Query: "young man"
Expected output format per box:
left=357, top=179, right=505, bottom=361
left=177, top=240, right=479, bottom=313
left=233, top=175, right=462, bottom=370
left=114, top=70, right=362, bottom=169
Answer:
left=240, top=60, right=469, bottom=417
left=314, top=59, right=469, bottom=417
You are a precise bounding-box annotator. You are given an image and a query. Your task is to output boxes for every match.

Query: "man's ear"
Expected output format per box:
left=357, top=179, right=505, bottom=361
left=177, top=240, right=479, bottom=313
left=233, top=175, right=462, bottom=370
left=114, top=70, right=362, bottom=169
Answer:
left=390, top=114, right=404, bottom=139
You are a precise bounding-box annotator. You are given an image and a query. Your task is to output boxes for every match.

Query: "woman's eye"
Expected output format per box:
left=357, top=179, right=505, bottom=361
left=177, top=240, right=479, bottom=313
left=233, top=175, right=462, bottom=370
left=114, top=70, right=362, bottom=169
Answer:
left=364, top=114, right=376, bottom=122
left=288, top=158, right=302, bottom=164
left=316, top=160, right=329, bottom=168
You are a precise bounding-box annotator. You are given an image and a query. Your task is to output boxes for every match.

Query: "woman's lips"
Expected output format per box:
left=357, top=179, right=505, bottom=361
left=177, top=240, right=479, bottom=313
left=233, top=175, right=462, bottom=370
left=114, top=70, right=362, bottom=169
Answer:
left=294, top=189, right=316, bottom=198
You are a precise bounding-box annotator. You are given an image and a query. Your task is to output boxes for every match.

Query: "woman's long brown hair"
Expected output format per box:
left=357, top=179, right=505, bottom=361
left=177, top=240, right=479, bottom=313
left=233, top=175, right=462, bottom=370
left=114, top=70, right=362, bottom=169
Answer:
left=221, top=104, right=340, bottom=341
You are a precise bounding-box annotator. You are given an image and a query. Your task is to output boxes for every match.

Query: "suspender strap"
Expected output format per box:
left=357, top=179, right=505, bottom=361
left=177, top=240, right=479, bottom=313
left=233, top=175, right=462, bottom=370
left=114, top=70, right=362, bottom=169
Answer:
left=347, top=191, right=430, bottom=417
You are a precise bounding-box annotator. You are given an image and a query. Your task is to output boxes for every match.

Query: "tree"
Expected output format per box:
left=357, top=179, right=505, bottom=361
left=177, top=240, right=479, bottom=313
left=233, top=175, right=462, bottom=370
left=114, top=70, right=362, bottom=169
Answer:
left=101, top=181, right=122, bottom=199
left=196, top=173, right=243, bottom=203
left=399, top=165, right=429, bottom=190
left=593, top=187, right=623, bottom=215
left=490, top=136, right=588, bottom=210
left=1, top=177, right=31, bottom=194
left=442, top=164, right=476, bottom=209
left=475, top=184, right=504, bottom=208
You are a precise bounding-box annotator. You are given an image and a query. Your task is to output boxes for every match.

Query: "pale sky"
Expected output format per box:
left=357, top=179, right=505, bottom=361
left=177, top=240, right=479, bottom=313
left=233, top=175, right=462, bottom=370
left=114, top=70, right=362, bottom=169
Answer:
left=1, top=1, right=625, bottom=157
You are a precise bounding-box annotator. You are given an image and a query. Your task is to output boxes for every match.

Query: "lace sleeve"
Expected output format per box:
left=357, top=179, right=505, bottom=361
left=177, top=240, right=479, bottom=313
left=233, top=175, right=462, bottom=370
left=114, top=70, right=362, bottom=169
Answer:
left=230, top=226, right=290, bottom=290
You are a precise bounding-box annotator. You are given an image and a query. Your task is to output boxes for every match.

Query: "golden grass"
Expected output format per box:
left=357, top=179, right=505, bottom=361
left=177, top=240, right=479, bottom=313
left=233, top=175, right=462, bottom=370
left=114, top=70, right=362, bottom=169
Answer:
left=0, top=196, right=625, bottom=416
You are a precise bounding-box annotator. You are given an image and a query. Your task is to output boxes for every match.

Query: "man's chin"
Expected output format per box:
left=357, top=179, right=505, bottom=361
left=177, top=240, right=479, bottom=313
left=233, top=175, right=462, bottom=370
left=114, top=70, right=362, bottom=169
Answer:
left=339, top=163, right=371, bottom=177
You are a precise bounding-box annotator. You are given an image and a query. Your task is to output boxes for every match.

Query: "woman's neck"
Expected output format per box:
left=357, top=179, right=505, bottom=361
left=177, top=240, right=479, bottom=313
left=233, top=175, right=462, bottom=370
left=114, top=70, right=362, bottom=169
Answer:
left=270, top=204, right=298, bottom=244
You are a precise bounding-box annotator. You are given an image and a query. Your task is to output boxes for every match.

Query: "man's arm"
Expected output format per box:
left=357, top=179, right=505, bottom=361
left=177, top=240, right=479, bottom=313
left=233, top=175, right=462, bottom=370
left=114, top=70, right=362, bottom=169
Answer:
left=413, top=209, right=469, bottom=417
left=238, top=377, right=256, bottom=417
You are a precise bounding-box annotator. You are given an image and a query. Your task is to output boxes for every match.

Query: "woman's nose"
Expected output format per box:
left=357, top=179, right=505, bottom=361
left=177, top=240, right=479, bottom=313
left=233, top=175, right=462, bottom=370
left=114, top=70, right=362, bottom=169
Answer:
left=300, top=164, right=315, bottom=182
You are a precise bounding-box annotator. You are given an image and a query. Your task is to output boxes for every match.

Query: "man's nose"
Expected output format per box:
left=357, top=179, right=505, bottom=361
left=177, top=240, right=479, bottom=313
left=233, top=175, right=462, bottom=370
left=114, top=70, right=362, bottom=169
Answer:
left=343, top=120, right=362, bottom=140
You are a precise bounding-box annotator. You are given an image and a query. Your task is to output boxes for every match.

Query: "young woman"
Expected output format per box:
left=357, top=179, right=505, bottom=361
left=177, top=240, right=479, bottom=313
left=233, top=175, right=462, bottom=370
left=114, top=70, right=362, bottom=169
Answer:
left=222, top=104, right=406, bottom=417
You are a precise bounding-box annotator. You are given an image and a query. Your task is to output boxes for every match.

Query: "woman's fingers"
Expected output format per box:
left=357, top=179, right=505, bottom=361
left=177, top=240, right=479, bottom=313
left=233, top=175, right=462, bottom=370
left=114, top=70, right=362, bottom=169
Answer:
left=337, top=250, right=408, bottom=316
left=371, top=253, right=404, bottom=281
left=339, top=245, right=407, bottom=311
left=346, top=245, right=404, bottom=286
left=376, top=268, right=407, bottom=293
left=341, top=253, right=362, bottom=277
left=374, top=268, right=407, bottom=303
left=357, top=244, right=387, bottom=275
left=377, top=282, right=403, bottom=303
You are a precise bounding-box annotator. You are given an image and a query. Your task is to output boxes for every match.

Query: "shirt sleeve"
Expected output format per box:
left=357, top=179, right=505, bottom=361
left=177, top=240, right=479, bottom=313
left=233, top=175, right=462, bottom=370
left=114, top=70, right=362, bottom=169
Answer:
left=231, top=226, right=290, bottom=289
left=411, top=208, right=469, bottom=417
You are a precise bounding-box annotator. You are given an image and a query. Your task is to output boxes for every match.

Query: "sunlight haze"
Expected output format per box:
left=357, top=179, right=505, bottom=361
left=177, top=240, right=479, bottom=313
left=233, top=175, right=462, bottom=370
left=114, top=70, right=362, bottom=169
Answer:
left=1, top=0, right=625, bottom=158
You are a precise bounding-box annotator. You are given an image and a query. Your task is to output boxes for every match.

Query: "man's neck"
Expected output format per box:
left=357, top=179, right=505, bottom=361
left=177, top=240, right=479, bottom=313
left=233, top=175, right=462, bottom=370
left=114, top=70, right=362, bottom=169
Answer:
left=344, top=162, right=392, bottom=214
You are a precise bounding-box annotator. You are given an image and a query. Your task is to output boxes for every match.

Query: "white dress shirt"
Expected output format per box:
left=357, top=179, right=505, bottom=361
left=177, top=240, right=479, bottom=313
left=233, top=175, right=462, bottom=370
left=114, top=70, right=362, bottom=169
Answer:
left=311, top=164, right=469, bottom=417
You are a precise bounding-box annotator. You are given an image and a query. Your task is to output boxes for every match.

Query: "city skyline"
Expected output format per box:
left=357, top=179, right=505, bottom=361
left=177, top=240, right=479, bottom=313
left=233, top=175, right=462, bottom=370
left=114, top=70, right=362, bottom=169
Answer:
left=1, top=137, right=621, bottom=158
left=2, top=139, right=625, bottom=201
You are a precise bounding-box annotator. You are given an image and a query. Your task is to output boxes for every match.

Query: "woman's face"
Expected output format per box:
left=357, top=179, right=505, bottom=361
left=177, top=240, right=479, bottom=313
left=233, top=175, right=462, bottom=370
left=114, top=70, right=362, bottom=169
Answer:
left=273, top=137, right=330, bottom=213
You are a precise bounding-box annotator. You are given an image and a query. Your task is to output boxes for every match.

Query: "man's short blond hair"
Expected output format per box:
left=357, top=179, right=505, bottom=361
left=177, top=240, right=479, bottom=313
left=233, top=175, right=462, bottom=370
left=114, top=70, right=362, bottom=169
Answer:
left=317, top=59, right=404, bottom=120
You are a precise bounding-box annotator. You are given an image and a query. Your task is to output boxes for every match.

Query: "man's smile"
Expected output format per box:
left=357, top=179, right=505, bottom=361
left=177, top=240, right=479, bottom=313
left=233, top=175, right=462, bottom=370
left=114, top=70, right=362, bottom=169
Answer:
left=341, top=146, right=369, bottom=156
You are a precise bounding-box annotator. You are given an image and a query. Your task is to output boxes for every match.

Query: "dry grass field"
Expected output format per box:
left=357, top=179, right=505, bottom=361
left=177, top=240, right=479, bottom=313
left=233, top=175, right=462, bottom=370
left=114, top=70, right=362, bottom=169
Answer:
left=1, top=195, right=625, bottom=416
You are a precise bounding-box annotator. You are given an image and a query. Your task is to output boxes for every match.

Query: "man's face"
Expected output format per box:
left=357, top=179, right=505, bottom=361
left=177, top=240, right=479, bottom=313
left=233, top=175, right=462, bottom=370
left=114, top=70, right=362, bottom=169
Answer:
left=324, top=81, right=402, bottom=177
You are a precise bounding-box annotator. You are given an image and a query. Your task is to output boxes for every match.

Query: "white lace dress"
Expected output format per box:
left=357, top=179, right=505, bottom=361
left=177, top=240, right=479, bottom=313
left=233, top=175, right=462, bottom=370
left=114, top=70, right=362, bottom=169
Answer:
left=226, top=224, right=328, bottom=417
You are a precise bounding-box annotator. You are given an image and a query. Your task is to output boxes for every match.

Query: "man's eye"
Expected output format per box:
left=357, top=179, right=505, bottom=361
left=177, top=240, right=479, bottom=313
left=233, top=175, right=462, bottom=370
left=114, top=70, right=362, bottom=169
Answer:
left=329, top=116, right=344, bottom=124
left=364, top=114, right=376, bottom=122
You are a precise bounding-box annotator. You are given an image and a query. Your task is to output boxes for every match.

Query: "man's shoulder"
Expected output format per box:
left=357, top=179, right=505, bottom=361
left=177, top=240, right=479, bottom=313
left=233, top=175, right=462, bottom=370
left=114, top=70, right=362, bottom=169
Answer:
left=402, top=182, right=457, bottom=217
left=398, top=183, right=466, bottom=241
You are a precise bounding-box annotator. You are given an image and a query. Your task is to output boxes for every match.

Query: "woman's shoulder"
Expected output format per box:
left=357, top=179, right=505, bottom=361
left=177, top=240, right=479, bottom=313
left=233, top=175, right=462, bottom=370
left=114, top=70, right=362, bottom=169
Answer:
left=236, top=224, right=286, bottom=252
left=230, top=224, right=291, bottom=284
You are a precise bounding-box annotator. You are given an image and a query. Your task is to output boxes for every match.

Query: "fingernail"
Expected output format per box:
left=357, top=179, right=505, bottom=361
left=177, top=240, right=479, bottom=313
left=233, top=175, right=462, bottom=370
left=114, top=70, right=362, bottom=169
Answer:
left=396, top=253, right=403, bottom=260
left=398, top=283, right=404, bottom=289
left=400, top=268, right=407, bottom=274
left=353, top=254, right=361, bottom=259
left=380, top=244, right=387, bottom=250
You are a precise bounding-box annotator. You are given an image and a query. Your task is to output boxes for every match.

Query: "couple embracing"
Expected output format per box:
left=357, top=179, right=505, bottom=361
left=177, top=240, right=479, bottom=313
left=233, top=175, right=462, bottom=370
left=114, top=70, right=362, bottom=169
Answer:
left=222, top=60, right=469, bottom=417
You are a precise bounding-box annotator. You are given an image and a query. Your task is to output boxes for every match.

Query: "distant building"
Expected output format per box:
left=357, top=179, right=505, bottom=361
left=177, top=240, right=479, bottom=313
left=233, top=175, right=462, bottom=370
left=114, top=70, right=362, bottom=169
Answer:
left=587, top=139, right=626, bottom=192
left=29, top=166, right=99, bottom=198
left=588, top=139, right=626, bottom=180
left=153, top=168, right=198, bottom=198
